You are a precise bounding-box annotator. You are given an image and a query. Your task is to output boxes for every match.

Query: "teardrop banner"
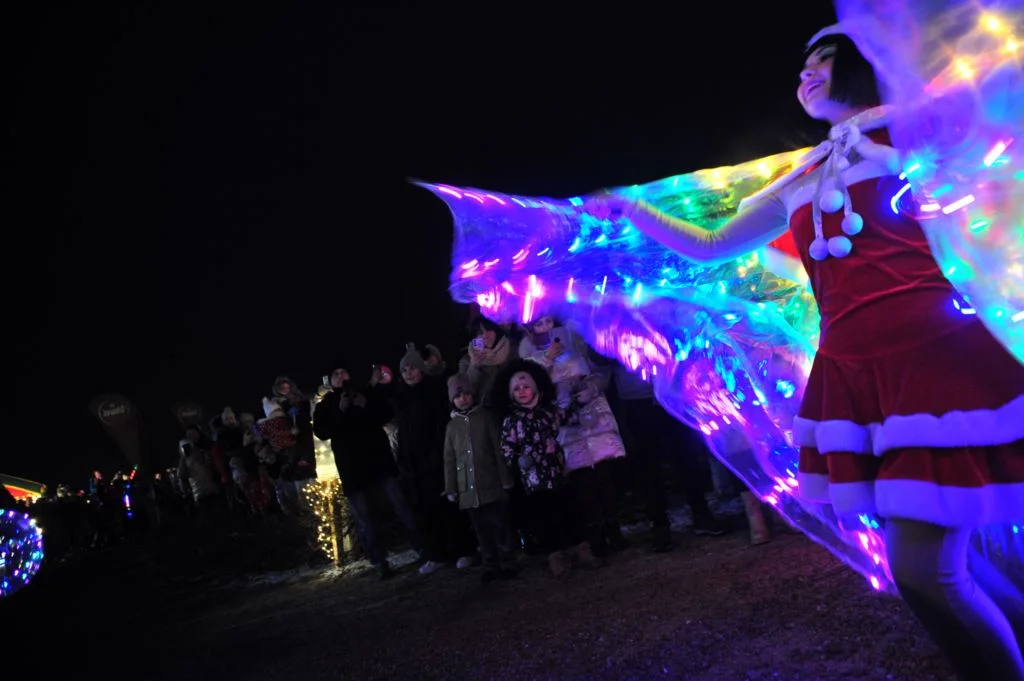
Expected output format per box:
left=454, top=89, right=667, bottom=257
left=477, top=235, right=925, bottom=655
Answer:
left=170, top=401, right=204, bottom=432
left=88, top=394, right=143, bottom=467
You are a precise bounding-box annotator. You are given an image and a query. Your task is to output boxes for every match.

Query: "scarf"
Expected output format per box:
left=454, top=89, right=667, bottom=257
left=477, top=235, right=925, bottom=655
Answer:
left=472, top=335, right=511, bottom=367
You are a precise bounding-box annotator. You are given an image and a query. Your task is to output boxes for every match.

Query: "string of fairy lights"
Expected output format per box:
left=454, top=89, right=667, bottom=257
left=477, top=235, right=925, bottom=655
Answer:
left=303, top=437, right=355, bottom=564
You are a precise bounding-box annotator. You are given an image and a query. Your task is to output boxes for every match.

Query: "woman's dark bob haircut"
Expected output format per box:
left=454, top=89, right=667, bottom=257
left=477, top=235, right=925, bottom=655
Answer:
left=805, top=33, right=881, bottom=109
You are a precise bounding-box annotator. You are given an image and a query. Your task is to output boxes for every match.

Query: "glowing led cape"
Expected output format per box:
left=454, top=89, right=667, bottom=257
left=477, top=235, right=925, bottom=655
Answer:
left=417, top=2, right=1022, bottom=594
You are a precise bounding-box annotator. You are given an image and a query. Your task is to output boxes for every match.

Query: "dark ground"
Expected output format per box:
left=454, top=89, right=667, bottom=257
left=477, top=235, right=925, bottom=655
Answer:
left=5, top=515, right=953, bottom=681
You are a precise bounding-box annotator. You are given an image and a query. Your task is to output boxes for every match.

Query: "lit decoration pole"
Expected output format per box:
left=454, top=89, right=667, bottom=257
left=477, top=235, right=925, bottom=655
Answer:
left=416, top=8, right=1023, bottom=595
left=303, top=435, right=346, bottom=565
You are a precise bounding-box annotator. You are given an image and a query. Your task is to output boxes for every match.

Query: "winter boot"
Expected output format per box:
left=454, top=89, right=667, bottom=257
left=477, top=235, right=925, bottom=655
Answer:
left=741, top=491, right=771, bottom=546
left=603, top=521, right=630, bottom=552
left=548, top=550, right=572, bottom=579
left=648, top=524, right=673, bottom=553
left=573, top=541, right=607, bottom=569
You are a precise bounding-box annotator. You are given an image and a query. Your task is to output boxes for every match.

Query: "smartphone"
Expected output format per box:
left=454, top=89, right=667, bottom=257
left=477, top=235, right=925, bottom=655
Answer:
left=322, top=374, right=330, bottom=386
left=471, top=337, right=485, bottom=350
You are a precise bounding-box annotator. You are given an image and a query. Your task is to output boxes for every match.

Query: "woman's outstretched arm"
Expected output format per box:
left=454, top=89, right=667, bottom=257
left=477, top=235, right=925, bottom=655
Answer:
left=587, top=193, right=790, bottom=265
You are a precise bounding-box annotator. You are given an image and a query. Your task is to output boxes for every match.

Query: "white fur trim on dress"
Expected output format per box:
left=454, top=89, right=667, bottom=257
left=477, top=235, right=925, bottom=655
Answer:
left=876, top=480, right=1024, bottom=527
left=798, top=473, right=879, bottom=513
left=797, top=473, right=1024, bottom=526
left=873, top=394, right=1024, bottom=454
left=794, top=394, right=1024, bottom=456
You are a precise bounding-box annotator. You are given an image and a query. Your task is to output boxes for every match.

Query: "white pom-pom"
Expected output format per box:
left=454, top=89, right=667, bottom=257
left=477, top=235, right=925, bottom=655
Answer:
left=819, top=189, right=845, bottom=213
left=828, top=235, right=853, bottom=258
left=809, top=237, right=830, bottom=261
left=841, top=213, right=864, bottom=236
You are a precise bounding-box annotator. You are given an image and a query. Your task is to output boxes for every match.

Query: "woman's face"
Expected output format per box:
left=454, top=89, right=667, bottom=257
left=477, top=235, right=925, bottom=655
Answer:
left=330, top=368, right=350, bottom=389
left=278, top=382, right=292, bottom=396
left=531, top=317, right=554, bottom=335
left=510, top=371, right=538, bottom=407
left=480, top=326, right=498, bottom=349
left=798, top=43, right=850, bottom=124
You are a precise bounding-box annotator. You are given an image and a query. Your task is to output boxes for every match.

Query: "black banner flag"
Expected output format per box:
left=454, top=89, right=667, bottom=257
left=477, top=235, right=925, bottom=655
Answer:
left=170, top=401, right=205, bottom=432
left=88, top=394, right=144, bottom=467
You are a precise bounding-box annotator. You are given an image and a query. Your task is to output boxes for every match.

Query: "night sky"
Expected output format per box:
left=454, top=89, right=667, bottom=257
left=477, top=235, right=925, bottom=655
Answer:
left=6, top=4, right=837, bottom=484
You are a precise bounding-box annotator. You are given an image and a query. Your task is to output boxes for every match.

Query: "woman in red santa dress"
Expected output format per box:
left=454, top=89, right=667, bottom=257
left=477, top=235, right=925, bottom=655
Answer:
left=586, top=29, right=1024, bottom=681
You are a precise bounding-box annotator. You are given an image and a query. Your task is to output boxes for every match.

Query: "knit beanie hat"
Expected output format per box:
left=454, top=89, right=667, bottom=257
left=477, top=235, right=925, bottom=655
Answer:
left=399, top=342, right=427, bottom=373
left=423, top=344, right=448, bottom=377
left=447, top=373, right=474, bottom=402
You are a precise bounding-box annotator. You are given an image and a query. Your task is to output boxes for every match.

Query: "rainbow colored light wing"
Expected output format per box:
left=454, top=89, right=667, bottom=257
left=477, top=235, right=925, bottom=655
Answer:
left=417, top=148, right=907, bottom=593
left=420, top=2, right=1024, bottom=597
left=833, top=0, right=1024, bottom=361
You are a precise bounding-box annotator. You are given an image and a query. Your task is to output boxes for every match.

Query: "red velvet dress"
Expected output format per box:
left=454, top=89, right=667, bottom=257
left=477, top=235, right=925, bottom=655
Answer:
left=786, top=138, right=1024, bottom=527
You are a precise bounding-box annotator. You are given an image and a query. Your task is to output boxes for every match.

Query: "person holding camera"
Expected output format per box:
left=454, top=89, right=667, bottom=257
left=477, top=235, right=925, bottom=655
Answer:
left=313, top=361, right=422, bottom=579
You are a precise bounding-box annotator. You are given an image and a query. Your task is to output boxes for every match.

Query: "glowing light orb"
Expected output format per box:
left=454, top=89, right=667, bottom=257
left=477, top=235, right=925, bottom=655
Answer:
left=1, top=509, right=45, bottom=599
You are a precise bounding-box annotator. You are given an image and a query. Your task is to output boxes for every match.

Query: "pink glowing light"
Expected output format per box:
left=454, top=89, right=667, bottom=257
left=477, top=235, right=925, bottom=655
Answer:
left=484, top=194, right=507, bottom=206
left=512, top=248, right=529, bottom=264
left=521, top=274, right=545, bottom=324
left=437, top=186, right=462, bottom=199
left=983, top=139, right=1010, bottom=167
left=476, top=290, right=499, bottom=310
left=773, top=476, right=794, bottom=493
left=522, top=296, right=535, bottom=324
left=613, top=330, right=672, bottom=373
left=463, top=192, right=485, bottom=204
left=941, top=194, right=976, bottom=214
left=501, top=281, right=517, bottom=294
left=460, top=259, right=482, bottom=279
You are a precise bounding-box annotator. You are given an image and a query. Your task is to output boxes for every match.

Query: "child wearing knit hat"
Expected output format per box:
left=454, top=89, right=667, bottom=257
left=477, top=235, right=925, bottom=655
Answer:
left=443, top=373, right=518, bottom=583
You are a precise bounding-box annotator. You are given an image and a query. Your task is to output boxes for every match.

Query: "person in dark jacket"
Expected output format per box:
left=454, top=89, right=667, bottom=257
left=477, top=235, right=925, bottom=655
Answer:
left=313, top=361, right=422, bottom=578
left=393, top=343, right=477, bottom=575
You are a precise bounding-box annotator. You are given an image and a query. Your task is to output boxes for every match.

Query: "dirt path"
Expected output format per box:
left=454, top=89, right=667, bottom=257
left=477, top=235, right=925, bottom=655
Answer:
left=139, top=530, right=952, bottom=681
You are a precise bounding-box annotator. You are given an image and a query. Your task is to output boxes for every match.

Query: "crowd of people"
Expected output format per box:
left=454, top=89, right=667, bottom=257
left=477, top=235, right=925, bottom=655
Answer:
left=17, top=309, right=775, bottom=581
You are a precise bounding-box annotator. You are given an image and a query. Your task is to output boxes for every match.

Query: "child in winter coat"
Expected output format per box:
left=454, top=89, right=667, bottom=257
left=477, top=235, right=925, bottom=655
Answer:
left=443, top=374, right=518, bottom=583
left=494, top=359, right=603, bottom=578
left=257, top=397, right=301, bottom=514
